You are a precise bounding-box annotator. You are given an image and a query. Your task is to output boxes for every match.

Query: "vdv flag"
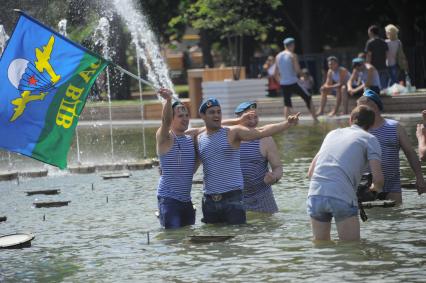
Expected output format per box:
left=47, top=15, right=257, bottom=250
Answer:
left=0, top=11, right=108, bottom=169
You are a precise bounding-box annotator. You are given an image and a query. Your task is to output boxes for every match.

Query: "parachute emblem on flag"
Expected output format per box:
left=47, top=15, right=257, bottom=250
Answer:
left=7, top=35, right=60, bottom=122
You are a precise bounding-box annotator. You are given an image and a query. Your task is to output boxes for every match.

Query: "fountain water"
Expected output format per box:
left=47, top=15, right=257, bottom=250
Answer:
left=108, top=0, right=179, bottom=101
left=0, top=25, right=9, bottom=55
left=93, top=17, right=115, bottom=162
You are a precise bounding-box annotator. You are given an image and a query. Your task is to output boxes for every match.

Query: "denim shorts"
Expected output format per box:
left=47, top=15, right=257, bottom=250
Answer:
left=307, top=195, right=358, bottom=223
left=158, top=197, right=195, bottom=229
left=202, top=190, right=246, bottom=225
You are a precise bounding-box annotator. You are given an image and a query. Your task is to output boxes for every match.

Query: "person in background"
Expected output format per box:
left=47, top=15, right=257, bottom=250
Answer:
left=274, top=37, right=318, bottom=121
left=234, top=101, right=283, bottom=214
left=156, top=89, right=196, bottom=229
left=385, top=24, right=408, bottom=86
left=197, top=98, right=299, bottom=225
left=365, top=25, right=389, bottom=89
left=357, top=90, right=426, bottom=203
left=262, top=56, right=280, bottom=97
left=307, top=105, right=384, bottom=241
left=299, top=68, right=315, bottom=95
left=317, top=56, right=351, bottom=116
left=348, top=58, right=381, bottom=95
left=417, top=110, right=426, bottom=162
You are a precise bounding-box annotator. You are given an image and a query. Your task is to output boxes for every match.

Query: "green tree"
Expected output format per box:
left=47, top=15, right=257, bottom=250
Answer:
left=171, top=0, right=283, bottom=79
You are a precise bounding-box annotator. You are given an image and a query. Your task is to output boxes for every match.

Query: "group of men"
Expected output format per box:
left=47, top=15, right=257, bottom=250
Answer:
left=156, top=88, right=298, bottom=228
left=155, top=34, right=426, bottom=241
left=308, top=90, right=426, bottom=241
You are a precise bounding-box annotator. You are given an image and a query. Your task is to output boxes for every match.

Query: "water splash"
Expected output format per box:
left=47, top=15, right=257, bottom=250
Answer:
left=93, top=17, right=115, bottom=162
left=108, top=0, right=177, bottom=99
left=57, top=19, right=68, bottom=37
left=0, top=25, right=9, bottom=55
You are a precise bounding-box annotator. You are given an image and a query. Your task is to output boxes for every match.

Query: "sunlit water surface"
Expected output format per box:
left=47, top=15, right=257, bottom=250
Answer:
left=1, top=117, right=425, bottom=282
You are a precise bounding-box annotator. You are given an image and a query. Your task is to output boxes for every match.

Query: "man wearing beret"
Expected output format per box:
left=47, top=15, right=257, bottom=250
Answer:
left=234, top=101, right=282, bottom=214
left=274, top=37, right=318, bottom=121
left=348, top=57, right=381, bottom=97
left=357, top=89, right=426, bottom=203
left=197, top=98, right=299, bottom=224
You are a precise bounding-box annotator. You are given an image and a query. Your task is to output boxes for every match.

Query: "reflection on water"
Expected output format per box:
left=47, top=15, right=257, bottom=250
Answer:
left=0, top=118, right=425, bottom=282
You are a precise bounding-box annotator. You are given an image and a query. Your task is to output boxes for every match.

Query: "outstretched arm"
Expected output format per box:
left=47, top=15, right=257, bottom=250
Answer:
left=234, top=113, right=300, bottom=142
left=398, top=124, right=426, bottom=194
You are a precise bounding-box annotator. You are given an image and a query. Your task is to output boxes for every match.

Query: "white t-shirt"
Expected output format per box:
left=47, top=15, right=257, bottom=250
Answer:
left=309, top=125, right=381, bottom=205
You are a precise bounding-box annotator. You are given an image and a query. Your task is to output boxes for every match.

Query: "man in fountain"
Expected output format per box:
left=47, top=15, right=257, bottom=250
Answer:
left=197, top=98, right=299, bottom=225
left=357, top=90, right=426, bottom=202
left=307, top=105, right=384, bottom=241
left=233, top=101, right=282, bottom=214
left=155, top=88, right=196, bottom=229
left=274, top=37, right=318, bottom=121
left=316, top=56, right=351, bottom=116
left=417, top=110, right=426, bottom=162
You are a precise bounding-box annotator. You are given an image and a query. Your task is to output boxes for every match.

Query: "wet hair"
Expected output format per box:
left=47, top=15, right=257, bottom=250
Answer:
left=368, top=25, right=380, bottom=36
left=351, top=105, right=375, bottom=130
left=172, top=101, right=187, bottom=116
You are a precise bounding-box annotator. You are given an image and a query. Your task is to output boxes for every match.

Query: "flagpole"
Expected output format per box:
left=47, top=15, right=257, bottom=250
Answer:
left=110, top=61, right=156, bottom=90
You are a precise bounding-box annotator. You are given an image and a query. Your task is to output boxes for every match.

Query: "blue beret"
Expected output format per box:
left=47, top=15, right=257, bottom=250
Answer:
left=352, top=57, right=364, bottom=64
left=199, top=97, right=220, bottom=114
left=363, top=89, right=383, bottom=111
left=283, top=37, right=295, bottom=46
left=234, top=101, right=257, bottom=114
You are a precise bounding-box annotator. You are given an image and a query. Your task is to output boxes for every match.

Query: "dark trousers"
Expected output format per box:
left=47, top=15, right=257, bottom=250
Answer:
left=202, top=190, right=246, bottom=225
left=158, top=197, right=195, bottom=229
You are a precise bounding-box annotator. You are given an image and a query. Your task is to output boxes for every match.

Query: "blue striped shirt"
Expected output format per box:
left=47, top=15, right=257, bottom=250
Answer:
left=369, top=119, right=401, bottom=192
left=157, top=134, right=195, bottom=202
left=197, top=128, right=243, bottom=194
left=240, top=140, right=278, bottom=213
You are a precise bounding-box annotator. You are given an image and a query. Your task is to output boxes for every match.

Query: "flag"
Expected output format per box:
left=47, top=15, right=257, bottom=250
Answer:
left=0, top=11, right=108, bottom=169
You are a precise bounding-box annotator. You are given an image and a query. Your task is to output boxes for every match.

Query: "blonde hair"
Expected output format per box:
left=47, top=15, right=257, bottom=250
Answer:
left=385, top=24, right=399, bottom=40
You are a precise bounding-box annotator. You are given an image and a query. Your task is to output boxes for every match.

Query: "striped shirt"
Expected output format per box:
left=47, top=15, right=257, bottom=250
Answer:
left=197, top=127, right=243, bottom=195
left=369, top=119, right=401, bottom=193
left=157, top=134, right=195, bottom=202
left=240, top=140, right=278, bottom=213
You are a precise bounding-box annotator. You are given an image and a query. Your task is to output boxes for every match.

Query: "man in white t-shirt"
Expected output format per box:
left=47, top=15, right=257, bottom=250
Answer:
left=307, top=105, right=384, bottom=241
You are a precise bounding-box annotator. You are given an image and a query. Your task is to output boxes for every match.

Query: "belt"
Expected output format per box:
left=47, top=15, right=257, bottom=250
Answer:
left=205, top=189, right=241, bottom=202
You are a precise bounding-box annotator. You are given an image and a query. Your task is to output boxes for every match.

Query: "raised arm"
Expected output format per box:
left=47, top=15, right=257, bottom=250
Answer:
left=156, top=89, right=173, bottom=153
left=398, top=124, right=426, bottom=194
left=261, top=137, right=283, bottom=185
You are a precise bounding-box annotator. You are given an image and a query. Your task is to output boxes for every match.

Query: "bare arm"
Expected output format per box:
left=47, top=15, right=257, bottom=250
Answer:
left=321, top=70, right=334, bottom=90
left=233, top=113, right=300, bottom=142
left=417, top=124, right=426, bottom=161
left=261, top=137, right=283, bottom=185
left=369, top=159, right=384, bottom=192
left=365, top=67, right=374, bottom=88
left=308, top=154, right=318, bottom=179
left=155, top=89, right=173, bottom=153
left=398, top=124, right=426, bottom=194
left=274, top=54, right=280, bottom=83
left=292, top=53, right=302, bottom=76
left=347, top=69, right=364, bottom=94
left=366, top=51, right=372, bottom=64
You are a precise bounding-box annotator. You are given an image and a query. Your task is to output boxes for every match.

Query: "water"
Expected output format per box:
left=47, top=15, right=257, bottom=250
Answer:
left=108, top=0, right=178, bottom=99
left=0, top=25, right=9, bottom=55
left=0, top=118, right=425, bottom=282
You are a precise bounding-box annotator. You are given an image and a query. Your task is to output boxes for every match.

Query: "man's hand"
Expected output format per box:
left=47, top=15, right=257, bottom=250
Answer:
left=288, top=112, right=301, bottom=126
left=416, top=178, right=426, bottom=195
left=264, top=171, right=277, bottom=185
left=239, top=110, right=257, bottom=124
left=158, top=88, right=172, bottom=101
